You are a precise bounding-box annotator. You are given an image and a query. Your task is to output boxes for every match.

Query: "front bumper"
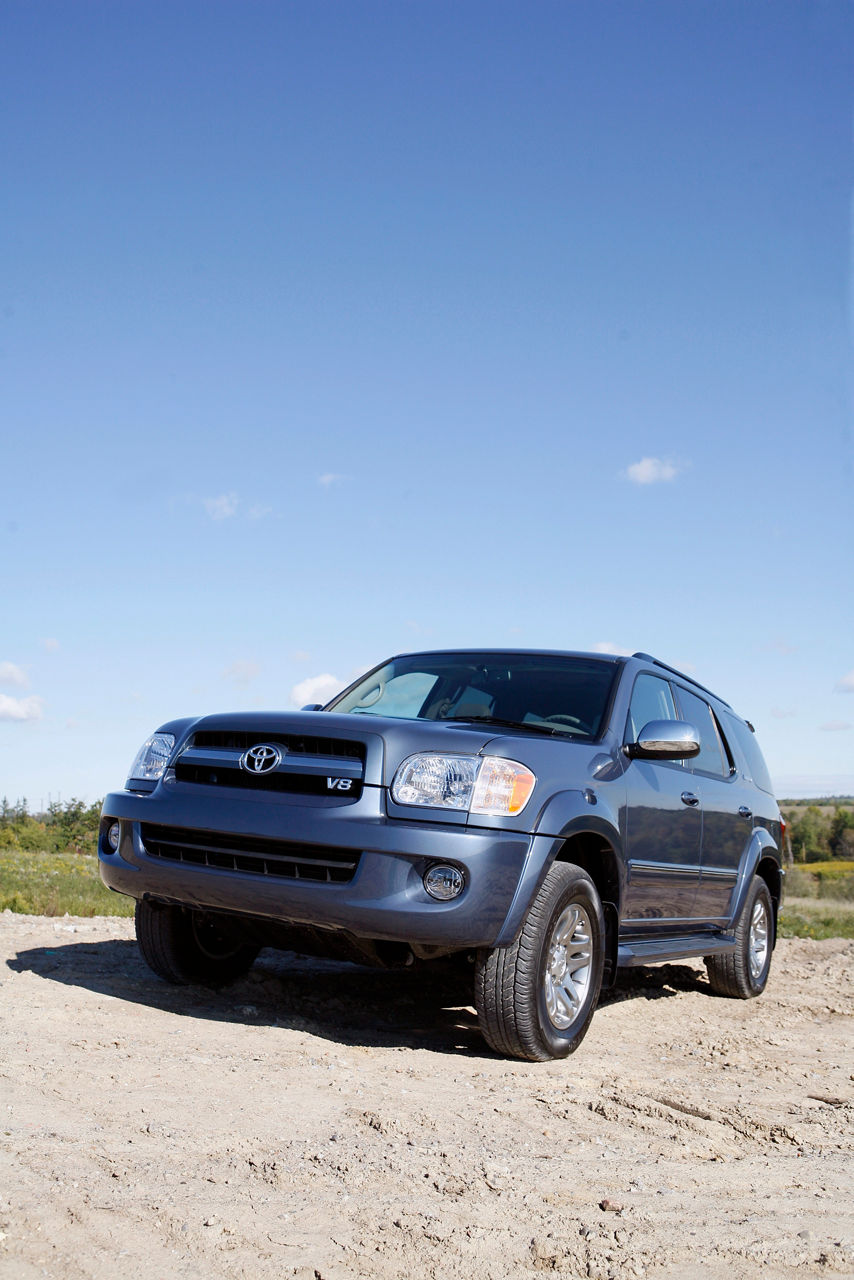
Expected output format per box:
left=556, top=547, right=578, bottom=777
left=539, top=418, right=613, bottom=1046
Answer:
left=99, top=783, right=535, bottom=949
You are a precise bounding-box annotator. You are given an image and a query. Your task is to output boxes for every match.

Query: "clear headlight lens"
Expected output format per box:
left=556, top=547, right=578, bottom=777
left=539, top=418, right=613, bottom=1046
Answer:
left=391, top=753, right=535, bottom=816
left=127, top=732, right=175, bottom=782
left=391, top=754, right=478, bottom=809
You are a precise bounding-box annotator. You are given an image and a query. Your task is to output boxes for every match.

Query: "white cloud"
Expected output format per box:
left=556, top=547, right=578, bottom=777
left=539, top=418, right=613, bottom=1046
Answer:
left=0, top=693, right=43, bottom=721
left=204, top=492, right=239, bottom=520
left=0, top=661, right=28, bottom=688
left=835, top=669, right=854, bottom=693
left=318, top=473, right=344, bottom=488
left=247, top=503, right=273, bottom=520
left=593, top=641, right=632, bottom=656
left=40, top=638, right=60, bottom=653
left=625, top=457, right=679, bottom=485
left=291, top=673, right=343, bottom=707
left=222, top=660, right=260, bottom=687
left=819, top=721, right=852, bottom=732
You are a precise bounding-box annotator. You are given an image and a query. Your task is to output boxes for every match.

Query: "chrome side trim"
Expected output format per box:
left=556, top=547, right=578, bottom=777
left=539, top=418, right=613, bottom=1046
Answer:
left=700, top=865, right=739, bottom=881
left=629, top=860, right=699, bottom=878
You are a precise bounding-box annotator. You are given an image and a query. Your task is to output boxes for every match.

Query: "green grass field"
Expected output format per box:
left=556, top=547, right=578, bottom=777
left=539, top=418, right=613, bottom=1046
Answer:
left=2, top=848, right=853, bottom=939
left=778, top=896, right=854, bottom=940
left=0, top=848, right=134, bottom=917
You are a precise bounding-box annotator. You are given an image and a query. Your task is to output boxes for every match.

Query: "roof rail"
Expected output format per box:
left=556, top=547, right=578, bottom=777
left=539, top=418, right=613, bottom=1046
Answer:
left=631, top=652, right=732, bottom=709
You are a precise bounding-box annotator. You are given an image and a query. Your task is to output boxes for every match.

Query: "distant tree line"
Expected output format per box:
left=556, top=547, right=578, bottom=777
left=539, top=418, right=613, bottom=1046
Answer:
left=0, top=797, right=102, bottom=857
left=781, top=804, right=854, bottom=863
left=1, top=793, right=851, bottom=864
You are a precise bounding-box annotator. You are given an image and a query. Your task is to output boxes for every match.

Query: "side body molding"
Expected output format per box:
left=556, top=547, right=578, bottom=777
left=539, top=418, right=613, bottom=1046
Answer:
left=493, top=789, right=624, bottom=946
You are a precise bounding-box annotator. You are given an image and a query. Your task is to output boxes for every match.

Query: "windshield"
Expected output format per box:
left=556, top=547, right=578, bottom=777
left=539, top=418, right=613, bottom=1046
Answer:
left=325, top=653, right=618, bottom=739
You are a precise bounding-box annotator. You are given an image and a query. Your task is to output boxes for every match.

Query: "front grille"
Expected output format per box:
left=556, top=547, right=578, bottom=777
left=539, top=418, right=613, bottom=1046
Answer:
left=191, top=731, right=365, bottom=762
left=140, top=823, right=360, bottom=884
left=173, top=762, right=363, bottom=799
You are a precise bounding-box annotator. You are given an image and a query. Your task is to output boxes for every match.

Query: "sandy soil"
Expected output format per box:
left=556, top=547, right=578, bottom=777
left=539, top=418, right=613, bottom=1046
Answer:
left=1, top=912, right=852, bottom=1280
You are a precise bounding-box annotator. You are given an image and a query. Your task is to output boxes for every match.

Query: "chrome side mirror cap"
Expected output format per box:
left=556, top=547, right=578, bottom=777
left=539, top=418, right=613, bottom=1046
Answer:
left=625, top=719, right=701, bottom=760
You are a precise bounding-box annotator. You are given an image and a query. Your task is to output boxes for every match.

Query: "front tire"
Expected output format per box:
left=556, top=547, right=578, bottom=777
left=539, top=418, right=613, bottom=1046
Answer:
left=135, top=900, right=259, bottom=987
left=475, top=863, right=605, bottom=1061
left=705, top=875, right=773, bottom=998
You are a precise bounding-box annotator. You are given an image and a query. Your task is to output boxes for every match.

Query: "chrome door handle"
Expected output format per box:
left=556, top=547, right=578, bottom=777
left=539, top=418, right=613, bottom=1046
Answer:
left=738, top=806, right=753, bottom=820
left=681, top=791, right=700, bottom=807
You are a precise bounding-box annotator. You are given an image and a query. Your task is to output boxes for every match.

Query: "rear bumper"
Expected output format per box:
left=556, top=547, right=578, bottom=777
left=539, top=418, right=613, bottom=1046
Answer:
left=99, top=783, right=534, bottom=948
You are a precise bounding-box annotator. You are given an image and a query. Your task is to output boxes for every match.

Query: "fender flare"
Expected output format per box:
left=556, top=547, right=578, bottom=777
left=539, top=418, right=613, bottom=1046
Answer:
left=493, top=791, right=624, bottom=946
left=728, top=828, right=784, bottom=943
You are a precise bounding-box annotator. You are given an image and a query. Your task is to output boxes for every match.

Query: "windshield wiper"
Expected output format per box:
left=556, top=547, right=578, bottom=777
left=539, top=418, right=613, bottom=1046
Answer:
left=442, top=715, right=576, bottom=738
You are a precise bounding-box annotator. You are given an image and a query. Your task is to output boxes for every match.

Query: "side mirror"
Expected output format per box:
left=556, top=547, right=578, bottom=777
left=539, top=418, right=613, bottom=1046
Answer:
left=625, top=719, right=700, bottom=760
left=301, top=703, right=324, bottom=712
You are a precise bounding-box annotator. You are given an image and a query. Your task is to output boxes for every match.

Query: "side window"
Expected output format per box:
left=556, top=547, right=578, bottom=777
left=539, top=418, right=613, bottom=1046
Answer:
left=625, top=674, right=678, bottom=743
left=675, top=687, right=727, bottom=777
left=721, top=711, right=774, bottom=794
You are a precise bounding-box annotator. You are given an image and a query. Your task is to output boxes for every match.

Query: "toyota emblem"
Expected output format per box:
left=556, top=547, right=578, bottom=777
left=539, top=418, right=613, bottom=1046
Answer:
left=239, top=743, right=283, bottom=774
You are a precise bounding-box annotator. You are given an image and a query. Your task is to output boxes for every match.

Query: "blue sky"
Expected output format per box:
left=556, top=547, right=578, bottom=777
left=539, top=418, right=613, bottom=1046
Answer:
left=1, top=0, right=852, bottom=805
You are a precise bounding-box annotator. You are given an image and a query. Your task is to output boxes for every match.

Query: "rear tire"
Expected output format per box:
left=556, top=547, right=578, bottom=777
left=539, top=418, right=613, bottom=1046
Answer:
left=475, top=862, right=605, bottom=1061
left=705, top=875, right=773, bottom=998
left=134, top=900, right=259, bottom=987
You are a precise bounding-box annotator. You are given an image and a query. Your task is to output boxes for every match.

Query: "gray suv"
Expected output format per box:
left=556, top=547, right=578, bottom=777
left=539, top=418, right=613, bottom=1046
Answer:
left=99, top=650, right=784, bottom=1061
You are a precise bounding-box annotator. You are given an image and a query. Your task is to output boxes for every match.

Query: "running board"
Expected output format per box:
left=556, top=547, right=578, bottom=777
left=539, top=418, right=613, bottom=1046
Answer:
left=617, top=934, right=736, bottom=967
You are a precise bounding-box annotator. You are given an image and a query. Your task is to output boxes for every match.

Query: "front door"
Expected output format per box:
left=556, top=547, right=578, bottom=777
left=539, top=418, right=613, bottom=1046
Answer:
left=621, top=674, right=702, bottom=927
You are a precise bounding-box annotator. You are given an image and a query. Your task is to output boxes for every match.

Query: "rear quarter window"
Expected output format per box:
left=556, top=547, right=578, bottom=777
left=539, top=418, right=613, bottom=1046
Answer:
left=721, top=711, right=775, bottom=795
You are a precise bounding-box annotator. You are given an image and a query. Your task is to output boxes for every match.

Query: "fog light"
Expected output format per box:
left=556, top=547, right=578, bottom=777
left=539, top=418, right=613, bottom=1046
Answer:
left=107, top=822, right=120, bottom=852
left=424, top=864, right=465, bottom=901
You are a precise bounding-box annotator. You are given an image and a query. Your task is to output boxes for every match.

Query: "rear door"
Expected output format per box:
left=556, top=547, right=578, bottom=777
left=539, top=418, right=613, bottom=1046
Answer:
left=621, top=673, right=701, bottom=927
left=673, top=686, right=752, bottom=922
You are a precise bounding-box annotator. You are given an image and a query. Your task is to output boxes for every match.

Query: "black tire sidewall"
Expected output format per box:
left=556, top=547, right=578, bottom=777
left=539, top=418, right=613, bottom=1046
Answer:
left=740, top=878, right=773, bottom=995
left=136, top=900, right=257, bottom=987
left=531, top=868, right=605, bottom=1058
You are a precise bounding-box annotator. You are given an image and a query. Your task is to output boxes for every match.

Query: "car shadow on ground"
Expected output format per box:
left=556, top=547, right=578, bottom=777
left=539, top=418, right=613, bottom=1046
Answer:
left=7, top=938, right=709, bottom=1058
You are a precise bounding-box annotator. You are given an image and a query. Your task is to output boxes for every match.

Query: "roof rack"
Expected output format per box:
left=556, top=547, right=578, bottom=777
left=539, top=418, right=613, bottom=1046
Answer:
left=631, top=653, right=732, bottom=709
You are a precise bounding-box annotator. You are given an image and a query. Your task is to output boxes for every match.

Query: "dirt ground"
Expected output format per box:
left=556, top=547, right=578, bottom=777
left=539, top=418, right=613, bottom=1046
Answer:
left=1, top=913, right=852, bottom=1280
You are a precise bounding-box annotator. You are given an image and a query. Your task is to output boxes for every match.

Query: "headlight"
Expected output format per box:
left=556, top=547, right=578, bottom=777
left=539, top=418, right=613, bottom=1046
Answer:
left=391, top=753, right=535, bottom=816
left=391, top=755, right=477, bottom=809
left=127, top=732, right=175, bottom=783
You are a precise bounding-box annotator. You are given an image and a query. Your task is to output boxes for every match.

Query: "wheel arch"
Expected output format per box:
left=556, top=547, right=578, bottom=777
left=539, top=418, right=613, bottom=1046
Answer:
left=552, top=831, right=622, bottom=988
left=728, top=829, right=783, bottom=949
left=755, top=854, right=783, bottom=945
left=493, top=805, right=624, bottom=987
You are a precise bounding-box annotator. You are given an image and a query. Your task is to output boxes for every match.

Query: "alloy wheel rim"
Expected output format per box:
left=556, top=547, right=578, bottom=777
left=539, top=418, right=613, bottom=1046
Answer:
left=543, top=903, right=593, bottom=1030
left=748, top=898, right=769, bottom=982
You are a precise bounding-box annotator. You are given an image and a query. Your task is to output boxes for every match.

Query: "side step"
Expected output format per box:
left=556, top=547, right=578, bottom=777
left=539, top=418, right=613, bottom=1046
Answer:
left=617, top=934, right=736, bottom=967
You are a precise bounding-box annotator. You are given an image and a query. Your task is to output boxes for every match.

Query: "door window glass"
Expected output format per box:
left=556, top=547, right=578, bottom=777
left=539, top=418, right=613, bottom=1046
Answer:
left=675, top=687, right=727, bottom=777
left=625, top=674, right=678, bottom=742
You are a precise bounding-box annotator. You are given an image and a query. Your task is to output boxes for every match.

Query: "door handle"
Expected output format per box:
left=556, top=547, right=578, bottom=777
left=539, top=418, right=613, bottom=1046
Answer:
left=681, top=791, right=700, bottom=807
left=738, top=806, right=753, bottom=820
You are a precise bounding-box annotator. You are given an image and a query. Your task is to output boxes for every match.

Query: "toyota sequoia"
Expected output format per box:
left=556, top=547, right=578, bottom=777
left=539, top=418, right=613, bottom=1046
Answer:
left=99, top=650, right=784, bottom=1061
